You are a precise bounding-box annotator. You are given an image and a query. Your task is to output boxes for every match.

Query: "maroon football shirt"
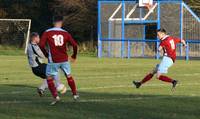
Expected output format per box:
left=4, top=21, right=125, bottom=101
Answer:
left=160, top=36, right=181, bottom=62
left=39, top=27, right=77, bottom=63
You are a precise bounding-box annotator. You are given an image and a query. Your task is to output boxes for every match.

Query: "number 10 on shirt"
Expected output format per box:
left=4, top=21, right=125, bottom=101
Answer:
left=53, top=35, right=64, bottom=46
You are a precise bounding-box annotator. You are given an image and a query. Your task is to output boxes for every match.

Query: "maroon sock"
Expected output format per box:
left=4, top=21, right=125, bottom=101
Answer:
left=159, top=75, right=173, bottom=83
left=67, top=77, right=77, bottom=95
left=47, top=78, right=58, bottom=98
left=141, top=73, right=154, bottom=84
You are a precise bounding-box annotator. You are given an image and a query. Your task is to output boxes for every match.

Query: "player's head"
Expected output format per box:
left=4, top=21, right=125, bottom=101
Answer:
left=30, top=32, right=40, bottom=44
left=157, top=28, right=167, bottom=40
left=53, top=15, right=64, bottom=28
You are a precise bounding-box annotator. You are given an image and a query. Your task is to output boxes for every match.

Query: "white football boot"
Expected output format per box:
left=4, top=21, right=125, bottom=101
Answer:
left=73, top=94, right=79, bottom=101
left=50, top=96, right=60, bottom=105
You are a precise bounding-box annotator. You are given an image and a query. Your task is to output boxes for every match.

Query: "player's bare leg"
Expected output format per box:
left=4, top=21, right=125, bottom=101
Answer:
left=66, top=74, right=79, bottom=101
left=133, top=66, right=157, bottom=88
left=46, top=76, right=60, bottom=105
left=156, top=72, right=178, bottom=90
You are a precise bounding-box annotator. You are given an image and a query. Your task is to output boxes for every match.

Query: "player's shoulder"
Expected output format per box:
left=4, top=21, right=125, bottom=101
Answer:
left=163, top=36, right=173, bottom=42
left=27, top=43, right=32, bottom=49
left=167, top=36, right=178, bottom=41
left=27, top=43, right=33, bottom=53
left=166, top=36, right=179, bottom=42
left=168, top=36, right=174, bottom=39
left=45, top=27, right=68, bottom=33
left=160, top=35, right=169, bottom=43
left=163, top=35, right=170, bottom=40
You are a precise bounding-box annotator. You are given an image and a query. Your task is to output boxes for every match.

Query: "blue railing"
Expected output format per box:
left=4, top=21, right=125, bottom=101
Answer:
left=98, top=0, right=200, bottom=60
left=100, top=38, right=200, bottom=60
left=100, top=38, right=200, bottom=43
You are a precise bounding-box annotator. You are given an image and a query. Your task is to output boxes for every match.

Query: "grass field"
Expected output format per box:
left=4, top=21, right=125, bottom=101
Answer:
left=0, top=55, right=200, bottom=119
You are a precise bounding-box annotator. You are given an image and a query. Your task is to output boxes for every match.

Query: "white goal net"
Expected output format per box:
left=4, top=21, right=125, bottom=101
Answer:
left=0, top=19, right=31, bottom=53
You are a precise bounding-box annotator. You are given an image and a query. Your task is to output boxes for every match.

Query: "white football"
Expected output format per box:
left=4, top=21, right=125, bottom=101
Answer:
left=56, top=84, right=67, bottom=94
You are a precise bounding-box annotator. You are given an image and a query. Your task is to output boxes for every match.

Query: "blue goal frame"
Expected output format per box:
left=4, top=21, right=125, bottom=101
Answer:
left=98, top=0, right=200, bottom=60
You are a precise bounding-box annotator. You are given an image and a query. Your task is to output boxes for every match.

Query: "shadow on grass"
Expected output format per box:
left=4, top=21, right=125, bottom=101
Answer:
left=0, top=84, right=199, bottom=119
left=3, top=84, right=36, bottom=89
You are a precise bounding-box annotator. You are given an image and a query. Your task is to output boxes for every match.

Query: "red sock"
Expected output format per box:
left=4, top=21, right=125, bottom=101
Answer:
left=141, top=73, right=154, bottom=84
left=67, top=77, right=77, bottom=95
left=47, top=78, right=58, bottom=98
left=159, top=75, right=173, bottom=83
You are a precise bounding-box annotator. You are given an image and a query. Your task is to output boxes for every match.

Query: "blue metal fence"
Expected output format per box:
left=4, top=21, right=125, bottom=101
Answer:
left=98, top=0, right=200, bottom=60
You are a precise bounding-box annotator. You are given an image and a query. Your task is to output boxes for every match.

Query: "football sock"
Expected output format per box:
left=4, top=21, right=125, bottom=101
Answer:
left=39, top=79, right=48, bottom=90
left=47, top=78, right=58, bottom=98
left=67, top=76, right=77, bottom=95
left=141, top=73, right=154, bottom=84
left=159, top=75, right=173, bottom=83
left=53, top=75, right=61, bottom=87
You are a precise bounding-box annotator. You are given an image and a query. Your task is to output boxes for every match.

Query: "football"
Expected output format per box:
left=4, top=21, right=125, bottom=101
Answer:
left=56, top=84, right=67, bottom=94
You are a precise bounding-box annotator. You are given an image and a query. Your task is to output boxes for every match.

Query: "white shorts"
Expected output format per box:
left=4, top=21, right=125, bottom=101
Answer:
left=46, top=62, right=71, bottom=76
left=157, top=56, right=174, bottom=74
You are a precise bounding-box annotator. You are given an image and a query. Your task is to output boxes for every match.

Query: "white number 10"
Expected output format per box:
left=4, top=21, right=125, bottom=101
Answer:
left=170, top=40, right=175, bottom=50
left=52, top=35, right=64, bottom=46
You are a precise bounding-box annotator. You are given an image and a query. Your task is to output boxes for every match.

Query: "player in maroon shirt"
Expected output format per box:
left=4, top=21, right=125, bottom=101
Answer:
left=133, top=29, right=186, bottom=90
left=40, top=16, right=78, bottom=105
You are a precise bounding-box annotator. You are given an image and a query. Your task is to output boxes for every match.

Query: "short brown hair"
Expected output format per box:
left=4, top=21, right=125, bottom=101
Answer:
left=157, top=28, right=166, bottom=34
left=30, top=32, right=39, bottom=42
left=53, top=16, right=64, bottom=23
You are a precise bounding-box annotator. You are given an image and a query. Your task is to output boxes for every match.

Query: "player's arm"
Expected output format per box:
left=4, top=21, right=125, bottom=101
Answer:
left=158, top=46, right=163, bottom=56
left=181, top=39, right=187, bottom=47
left=39, top=32, right=48, bottom=57
left=174, top=37, right=186, bottom=47
left=35, top=46, right=46, bottom=59
left=158, top=46, right=163, bottom=52
left=158, top=41, right=165, bottom=55
left=67, top=33, right=78, bottom=61
left=158, top=41, right=164, bottom=52
left=27, top=45, right=33, bottom=59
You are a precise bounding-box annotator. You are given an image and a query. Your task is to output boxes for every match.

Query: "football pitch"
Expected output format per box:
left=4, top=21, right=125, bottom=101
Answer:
left=0, top=55, right=199, bottom=119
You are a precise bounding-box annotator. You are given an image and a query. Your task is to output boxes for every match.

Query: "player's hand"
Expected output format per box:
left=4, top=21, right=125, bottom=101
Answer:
left=69, top=56, right=76, bottom=63
left=183, top=44, right=187, bottom=48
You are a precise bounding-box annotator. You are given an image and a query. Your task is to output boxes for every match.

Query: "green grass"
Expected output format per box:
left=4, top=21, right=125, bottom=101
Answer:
left=0, top=55, right=200, bottom=119
left=0, top=50, right=25, bottom=56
